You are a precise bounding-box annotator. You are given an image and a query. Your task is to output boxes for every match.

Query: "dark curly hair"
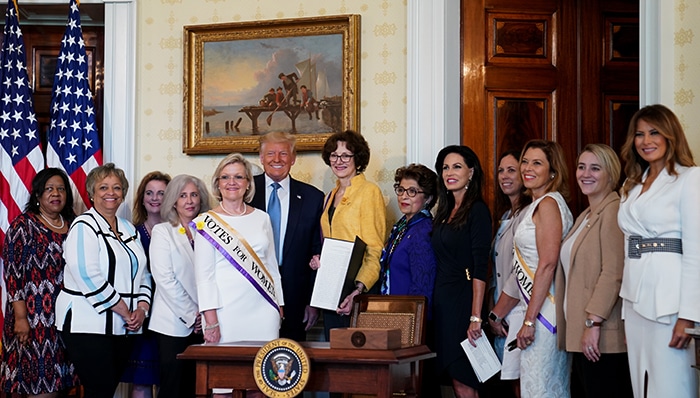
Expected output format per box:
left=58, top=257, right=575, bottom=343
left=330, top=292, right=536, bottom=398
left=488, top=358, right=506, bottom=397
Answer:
left=394, top=163, right=438, bottom=210
left=433, top=145, right=485, bottom=228
left=321, top=130, right=371, bottom=173
left=25, top=168, right=76, bottom=221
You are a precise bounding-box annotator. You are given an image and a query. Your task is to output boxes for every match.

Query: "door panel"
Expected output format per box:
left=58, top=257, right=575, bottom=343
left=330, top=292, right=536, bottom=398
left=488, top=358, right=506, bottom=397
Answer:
left=462, top=0, right=638, bottom=214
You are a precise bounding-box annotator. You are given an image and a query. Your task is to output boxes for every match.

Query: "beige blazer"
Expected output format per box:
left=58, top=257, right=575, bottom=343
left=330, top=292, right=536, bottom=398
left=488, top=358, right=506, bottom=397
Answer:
left=555, top=191, right=627, bottom=353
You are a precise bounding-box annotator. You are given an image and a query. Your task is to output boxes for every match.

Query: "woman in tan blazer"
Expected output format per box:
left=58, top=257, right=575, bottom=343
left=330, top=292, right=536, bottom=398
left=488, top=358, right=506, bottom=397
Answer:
left=554, top=144, right=632, bottom=397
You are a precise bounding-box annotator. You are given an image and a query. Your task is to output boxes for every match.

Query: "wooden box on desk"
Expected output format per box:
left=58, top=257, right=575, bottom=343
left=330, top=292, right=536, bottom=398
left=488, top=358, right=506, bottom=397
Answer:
left=330, top=327, right=402, bottom=350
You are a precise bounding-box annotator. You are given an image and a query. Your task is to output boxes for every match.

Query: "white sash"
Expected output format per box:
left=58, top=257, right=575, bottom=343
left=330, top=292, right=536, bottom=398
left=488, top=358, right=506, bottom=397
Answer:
left=191, top=211, right=279, bottom=311
left=512, top=244, right=557, bottom=334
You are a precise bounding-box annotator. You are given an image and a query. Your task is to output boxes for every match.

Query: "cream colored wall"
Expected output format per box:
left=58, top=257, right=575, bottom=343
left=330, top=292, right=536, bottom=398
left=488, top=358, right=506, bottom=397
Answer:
left=674, top=0, right=700, bottom=156
left=135, top=0, right=407, bottom=223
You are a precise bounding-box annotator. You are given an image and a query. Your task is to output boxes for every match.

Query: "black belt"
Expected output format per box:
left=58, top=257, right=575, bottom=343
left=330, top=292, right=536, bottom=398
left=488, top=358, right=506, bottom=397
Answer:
left=628, top=235, right=683, bottom=259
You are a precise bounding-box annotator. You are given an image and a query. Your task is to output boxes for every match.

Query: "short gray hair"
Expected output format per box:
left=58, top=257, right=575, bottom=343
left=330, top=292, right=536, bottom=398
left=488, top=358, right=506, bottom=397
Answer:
left=86, top=163, right=129, bottom=200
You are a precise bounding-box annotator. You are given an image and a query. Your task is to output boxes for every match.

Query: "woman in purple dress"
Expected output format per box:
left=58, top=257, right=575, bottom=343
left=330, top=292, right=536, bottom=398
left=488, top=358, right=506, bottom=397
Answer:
left=121, top=171, right=171, bottom=397
left=1, top=168, right=79, bottom=397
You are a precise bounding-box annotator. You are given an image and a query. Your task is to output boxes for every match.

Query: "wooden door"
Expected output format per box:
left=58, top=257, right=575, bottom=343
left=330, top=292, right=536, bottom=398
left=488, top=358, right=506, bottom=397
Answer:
left=461, top=0, right=639, bottom=214
left=21, top=25, right=104, bottom=158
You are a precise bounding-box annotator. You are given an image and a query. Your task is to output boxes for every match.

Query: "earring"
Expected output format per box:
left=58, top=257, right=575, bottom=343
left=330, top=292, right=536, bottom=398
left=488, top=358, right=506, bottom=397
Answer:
left=550, top=174, right=555, bottom=180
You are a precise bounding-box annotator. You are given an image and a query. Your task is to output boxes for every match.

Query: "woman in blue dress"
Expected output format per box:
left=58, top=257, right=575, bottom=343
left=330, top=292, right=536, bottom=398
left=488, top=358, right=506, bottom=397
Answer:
left=121, top=171, right=171, bottom=397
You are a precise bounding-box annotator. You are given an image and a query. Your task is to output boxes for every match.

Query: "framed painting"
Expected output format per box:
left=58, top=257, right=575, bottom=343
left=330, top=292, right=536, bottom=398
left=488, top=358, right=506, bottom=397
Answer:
left=183, top=15, right=360, bottom=154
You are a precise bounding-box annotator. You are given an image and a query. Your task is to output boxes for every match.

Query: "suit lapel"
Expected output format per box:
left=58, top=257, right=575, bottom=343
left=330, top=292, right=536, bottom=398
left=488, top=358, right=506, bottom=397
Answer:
left=252, top=174, right=266, bottom=210
left=568, top=191, right=616, bottom=269
left=173, top=224, right=195, bottom=265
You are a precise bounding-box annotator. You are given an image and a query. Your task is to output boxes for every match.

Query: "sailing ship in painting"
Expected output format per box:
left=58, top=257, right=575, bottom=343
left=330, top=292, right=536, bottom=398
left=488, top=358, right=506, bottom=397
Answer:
left=203, top=57, right=342, bottom=136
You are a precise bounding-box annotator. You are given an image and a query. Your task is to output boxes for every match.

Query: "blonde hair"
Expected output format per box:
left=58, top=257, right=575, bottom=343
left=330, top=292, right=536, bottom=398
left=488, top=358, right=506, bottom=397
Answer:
left=211, top=153, right=255, bottom=203
left=578, top=144, right=621, bottom=191
left=259, top=131, right=296, bottom=155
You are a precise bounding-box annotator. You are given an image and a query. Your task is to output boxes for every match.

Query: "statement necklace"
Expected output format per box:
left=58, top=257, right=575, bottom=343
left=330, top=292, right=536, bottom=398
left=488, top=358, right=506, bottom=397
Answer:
left=220, top=201, right=246, bottom=216
left=39, top=212, right=65, bottom=229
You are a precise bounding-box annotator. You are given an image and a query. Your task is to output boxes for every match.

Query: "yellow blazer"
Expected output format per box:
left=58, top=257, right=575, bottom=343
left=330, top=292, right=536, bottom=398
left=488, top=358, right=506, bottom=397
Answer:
left=555, top=191, right=627, bottom=353
left=320, top=173, right=387, bottom=291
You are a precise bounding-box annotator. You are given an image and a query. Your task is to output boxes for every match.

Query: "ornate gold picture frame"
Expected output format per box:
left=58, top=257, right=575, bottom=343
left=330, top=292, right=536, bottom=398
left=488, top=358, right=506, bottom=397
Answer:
left=183, top=15, right=360, bottom=154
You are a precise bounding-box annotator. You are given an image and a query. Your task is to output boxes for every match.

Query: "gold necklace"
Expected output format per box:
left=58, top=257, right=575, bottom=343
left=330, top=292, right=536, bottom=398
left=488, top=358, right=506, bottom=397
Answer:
left=219, top=201, right=246, bottom=216
left=39, top=212, right=65, bottom=229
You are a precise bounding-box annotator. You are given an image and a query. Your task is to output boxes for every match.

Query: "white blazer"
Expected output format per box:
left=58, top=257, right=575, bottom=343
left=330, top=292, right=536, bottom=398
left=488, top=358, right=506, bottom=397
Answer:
left=148, top=222, right=199, bottom=337
left=618, top=165, right=700, bottom=323
left=56, top=207, right=150, bottom=335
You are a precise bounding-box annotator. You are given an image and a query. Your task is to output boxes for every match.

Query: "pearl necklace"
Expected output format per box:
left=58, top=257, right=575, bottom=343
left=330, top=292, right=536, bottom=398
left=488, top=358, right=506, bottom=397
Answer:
left=39, top=212, right=65, bottom=229
left=220, top=201, right=246, bottom=216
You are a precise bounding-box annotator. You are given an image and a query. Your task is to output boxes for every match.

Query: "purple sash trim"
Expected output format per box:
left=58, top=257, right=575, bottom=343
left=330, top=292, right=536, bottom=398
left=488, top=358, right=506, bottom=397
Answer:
left=190, top=220, right=279, bottom=312
left=516, top=285, right=557, bottom=334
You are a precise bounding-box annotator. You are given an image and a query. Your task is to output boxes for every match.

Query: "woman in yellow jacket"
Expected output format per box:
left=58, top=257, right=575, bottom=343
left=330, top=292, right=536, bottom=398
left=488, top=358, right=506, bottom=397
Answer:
left=310, top=130, right=387, bottom=339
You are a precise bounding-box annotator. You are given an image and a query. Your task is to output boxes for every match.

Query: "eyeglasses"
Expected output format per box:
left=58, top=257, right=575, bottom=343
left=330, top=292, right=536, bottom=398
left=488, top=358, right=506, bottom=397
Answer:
left=219, top=175, right=246, bottom=183
left=394, top=186, right=424, bottom=197
left=329, top=153, right=354, bottom=163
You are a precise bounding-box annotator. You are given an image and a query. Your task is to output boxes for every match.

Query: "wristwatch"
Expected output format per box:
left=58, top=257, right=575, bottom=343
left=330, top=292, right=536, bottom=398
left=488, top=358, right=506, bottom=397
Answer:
left=523, top=320, right=535, bottom=328
left=488, top=311, right=502, bottom=323
left=469, top=315, right=482, bottom=323
left=138, top=306, right=149, bottom=318
left=585, top=319, right=603, bottom=328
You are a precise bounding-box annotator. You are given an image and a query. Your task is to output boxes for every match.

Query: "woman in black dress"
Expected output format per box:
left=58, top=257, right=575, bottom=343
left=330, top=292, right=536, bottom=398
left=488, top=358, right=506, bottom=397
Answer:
left=432, top=145, right=492, bottom=397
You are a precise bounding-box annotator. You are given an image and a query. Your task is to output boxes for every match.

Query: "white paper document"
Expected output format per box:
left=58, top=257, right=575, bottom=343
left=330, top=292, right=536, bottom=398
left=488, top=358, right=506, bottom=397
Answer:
left=310, top=237, right=364, bottom=311
left=460, top=336, right=501, bottom=383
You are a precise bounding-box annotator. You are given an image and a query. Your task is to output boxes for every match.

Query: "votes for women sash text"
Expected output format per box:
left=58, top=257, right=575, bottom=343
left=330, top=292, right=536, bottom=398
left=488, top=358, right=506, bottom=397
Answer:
left=191, top=211, right=279, bottom=311
left=513, top=244, right=557, bottom=334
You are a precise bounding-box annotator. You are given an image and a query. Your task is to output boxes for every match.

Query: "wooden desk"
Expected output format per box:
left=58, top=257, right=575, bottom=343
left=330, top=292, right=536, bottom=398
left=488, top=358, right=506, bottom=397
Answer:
left=178, top=341, right=435, bottom=397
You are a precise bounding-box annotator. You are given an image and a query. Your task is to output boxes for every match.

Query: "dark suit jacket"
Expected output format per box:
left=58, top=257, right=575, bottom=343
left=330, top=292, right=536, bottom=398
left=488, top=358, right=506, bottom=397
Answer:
left=251, top=174, right=324, bottom=341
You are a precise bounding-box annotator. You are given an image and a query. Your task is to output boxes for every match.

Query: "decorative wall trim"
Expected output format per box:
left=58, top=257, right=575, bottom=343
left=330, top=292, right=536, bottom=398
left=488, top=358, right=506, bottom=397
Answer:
left=640, top=0, right=673, bottom=106
left=407, top=0, right=460, bottom=168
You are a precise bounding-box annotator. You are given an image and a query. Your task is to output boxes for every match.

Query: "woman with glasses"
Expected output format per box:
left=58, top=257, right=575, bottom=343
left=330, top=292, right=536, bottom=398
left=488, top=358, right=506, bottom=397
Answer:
left=379, top=163, right=439, bottom=396
left=379, top=163, right=438, bottom=310
left=310, top=130, right=387, bottom=339
left=194, top=153, right=283, bottom=398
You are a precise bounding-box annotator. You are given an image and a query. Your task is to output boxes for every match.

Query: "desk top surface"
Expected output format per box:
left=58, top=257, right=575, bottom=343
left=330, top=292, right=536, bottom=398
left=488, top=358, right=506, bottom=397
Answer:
left=178, top=341, right=435, bottom=364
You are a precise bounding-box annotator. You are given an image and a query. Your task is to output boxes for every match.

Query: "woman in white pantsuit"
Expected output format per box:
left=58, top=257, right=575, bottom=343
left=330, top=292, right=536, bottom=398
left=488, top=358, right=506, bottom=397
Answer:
left=618, top=104, right=700, bottom=397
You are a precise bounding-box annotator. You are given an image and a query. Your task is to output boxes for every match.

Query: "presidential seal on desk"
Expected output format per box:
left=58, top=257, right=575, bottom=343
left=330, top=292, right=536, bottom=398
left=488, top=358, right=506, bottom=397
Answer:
left=254, top=338, right=310, bottom=397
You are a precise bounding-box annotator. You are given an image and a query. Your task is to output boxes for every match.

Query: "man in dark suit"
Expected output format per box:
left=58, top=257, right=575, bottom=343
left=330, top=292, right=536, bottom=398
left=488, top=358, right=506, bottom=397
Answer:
left=251, top=131, right=324, bottom=341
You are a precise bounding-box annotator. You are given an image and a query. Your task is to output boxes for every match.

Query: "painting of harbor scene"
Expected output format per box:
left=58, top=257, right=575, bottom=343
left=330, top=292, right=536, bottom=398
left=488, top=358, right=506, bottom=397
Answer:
left=202, top=34, right=342, bottom=136
left=183, top=15, right=360, bottom=154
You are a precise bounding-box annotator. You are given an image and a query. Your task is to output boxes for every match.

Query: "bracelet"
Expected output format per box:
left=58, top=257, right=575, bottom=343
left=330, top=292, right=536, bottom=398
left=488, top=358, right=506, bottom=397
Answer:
left=137, top=306, right=149, bottom=318
left=203, top=322, right=220, bottom=331
left=469, top=315, right=482, bottom=323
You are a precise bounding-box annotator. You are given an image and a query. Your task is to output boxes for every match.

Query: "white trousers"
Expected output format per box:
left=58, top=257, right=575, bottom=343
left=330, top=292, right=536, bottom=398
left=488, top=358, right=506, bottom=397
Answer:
left=623, top=300, right=698, bottom=398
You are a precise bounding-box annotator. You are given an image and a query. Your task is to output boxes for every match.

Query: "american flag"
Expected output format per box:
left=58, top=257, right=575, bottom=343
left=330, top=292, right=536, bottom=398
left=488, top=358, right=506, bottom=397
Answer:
left=0, top=0, right=43, bottom=332
left=46, top=0, right=101, bottom=212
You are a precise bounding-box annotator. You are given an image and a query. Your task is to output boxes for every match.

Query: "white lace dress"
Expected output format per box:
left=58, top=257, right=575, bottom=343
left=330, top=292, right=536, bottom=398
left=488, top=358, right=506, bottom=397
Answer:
left=513, top=191, right=573, bottom=398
